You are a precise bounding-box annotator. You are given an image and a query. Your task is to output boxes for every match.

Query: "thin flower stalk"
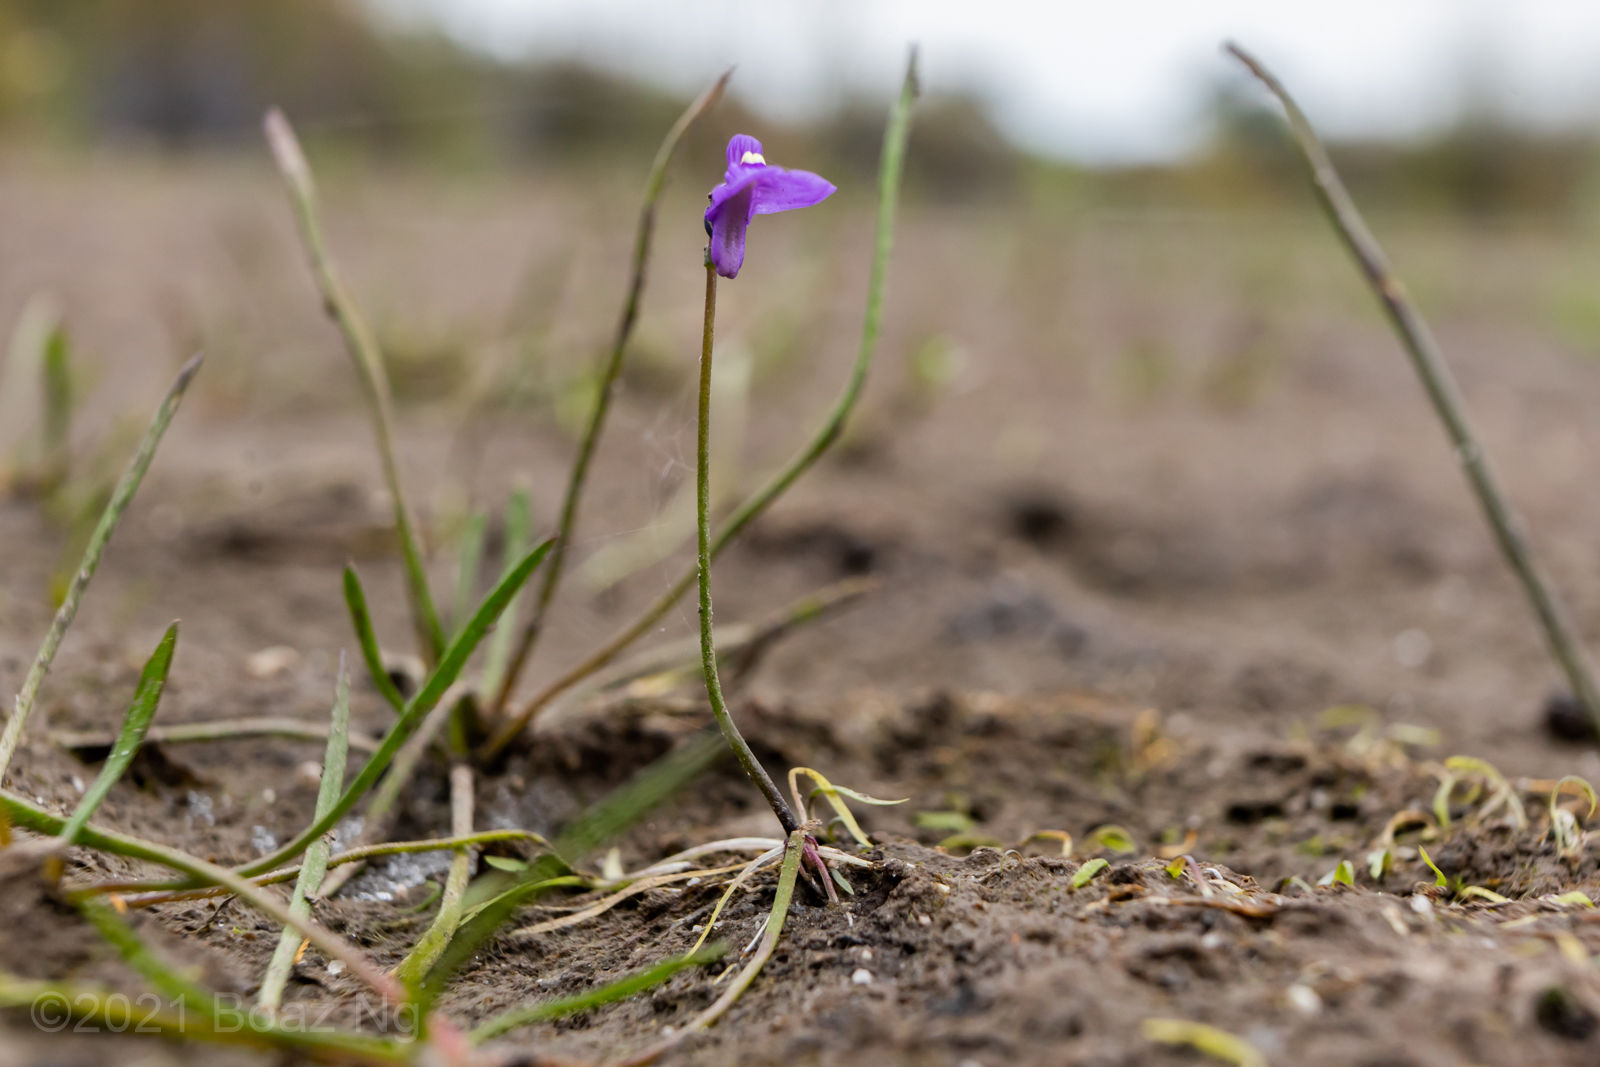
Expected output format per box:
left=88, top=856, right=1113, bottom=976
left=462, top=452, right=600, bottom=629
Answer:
left=479, top=49, right=920, bottom=761
left=489, top=70, right=731, bottom=717
left=1228, top=42, right=1600, bottom=736
left=0, top=353, right=202, bottom=784
left=695, top=260, right=798, bottom=834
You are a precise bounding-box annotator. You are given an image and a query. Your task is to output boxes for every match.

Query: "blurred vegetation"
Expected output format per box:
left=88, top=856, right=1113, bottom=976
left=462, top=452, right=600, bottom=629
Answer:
left=0, top=0, right=1595, bottom=218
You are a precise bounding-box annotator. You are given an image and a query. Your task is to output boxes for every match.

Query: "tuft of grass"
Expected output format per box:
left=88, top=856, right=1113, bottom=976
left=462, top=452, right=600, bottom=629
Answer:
left=788, top=766, right=906, bottom=849
left=237, top=539, right=552, bottom=881
left=480, top=47, right=922, bottom=760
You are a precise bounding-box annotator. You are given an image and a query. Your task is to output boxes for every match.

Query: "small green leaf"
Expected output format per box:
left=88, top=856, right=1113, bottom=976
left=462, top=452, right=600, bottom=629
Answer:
left=830, top=867, right=855, bottom=895
left=58, top=623, right=178, bottom=846
left=1086, top=824, right=1137, bottom=855
left=1071, top=858, right=1109, bottom=888
left=1458, top=885, right=1510, bottom=904
left=937, top=832, right=1004, bottom=851
left=1142, top=1018, right=1265, bottom=1067
left=483, top=856, right=527, bottom=873
left=1165, top=856, right=1187, bottom=880
left=1366, top=847, right=1392, bottom=881
left=1550, top=891, right=1594, bottom=907
left=343, top=567, right=406, bottom=714
left=1316, top=860, right=1354, bottom=887
left=1418, top=845, right=1448, bottom=887
left=914, top=811, right=974, bottom=833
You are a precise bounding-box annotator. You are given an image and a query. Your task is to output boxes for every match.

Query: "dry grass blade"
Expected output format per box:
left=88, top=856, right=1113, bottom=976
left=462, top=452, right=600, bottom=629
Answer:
left=0, top=353, right=201, bottom=783
left=618, top=829, right=807, bottom=1067
left=50, top=716, right=380, bottom=756
left=264, top=108, right=445, bottom=665
left=1228, top=40, right=1600, bottom=737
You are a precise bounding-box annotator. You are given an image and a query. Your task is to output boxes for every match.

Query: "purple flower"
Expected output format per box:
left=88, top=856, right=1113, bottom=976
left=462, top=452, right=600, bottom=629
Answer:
left=705, top=134, right=836, bottom=279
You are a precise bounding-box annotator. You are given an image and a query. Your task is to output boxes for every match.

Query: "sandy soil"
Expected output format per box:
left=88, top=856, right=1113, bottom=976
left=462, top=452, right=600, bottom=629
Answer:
left=4, top=154, right=1600, bottom=1064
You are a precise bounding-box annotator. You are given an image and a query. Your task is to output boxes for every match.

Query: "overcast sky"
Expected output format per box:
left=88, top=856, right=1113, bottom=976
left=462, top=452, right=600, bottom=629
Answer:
left=372, top=0, right=1600, bottom=162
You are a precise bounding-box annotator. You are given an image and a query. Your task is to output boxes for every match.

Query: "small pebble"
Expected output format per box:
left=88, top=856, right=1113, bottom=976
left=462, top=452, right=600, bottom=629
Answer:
left=326, top=961, right=345, bottom=975
left=262, top=788, right=276, bottom=804
left=851, top=968, right=873, bottom=985
left=247, top=645, right=301, bottom=678
left=1286, top=983, right=1321, bottom=1016
left=297, top=761, right=323, bottom=786
left=70, top=775, right=84, bottom=794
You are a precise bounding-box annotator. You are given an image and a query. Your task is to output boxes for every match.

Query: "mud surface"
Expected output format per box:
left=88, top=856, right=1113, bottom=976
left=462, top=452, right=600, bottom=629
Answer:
left=4, top=157, right=1600, bottom=1064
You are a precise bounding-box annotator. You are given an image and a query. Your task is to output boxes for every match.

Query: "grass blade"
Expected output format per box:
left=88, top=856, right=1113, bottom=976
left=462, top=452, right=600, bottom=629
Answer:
left=58, top=622, right=179, bottom=846
left=488, top=70, right=732, bottom=716
left=478, top=486, right=531, bottom=700
left=0, top=352, right=201, bottom=783
left=259, top=658, right=351, bottom=1014
left=1, top=787, right=400, bottom=1001
left=1228, top=41, right=1600, bottom=737
left=481, top=48, right=920, bottom=760
left=471, top=946, right=724, bottom=1045
left=239, top=538, right=552, bottom=879
left=450, top=510, right=487, bottom=640
left=344, top=565, right=406, bottom=713
left=264, top=108, right=446, bottom=666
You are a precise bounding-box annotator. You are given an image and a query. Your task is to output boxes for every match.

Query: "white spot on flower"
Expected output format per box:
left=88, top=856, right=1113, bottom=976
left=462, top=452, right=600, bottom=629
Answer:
left=740, top=150, right=765, bottom=165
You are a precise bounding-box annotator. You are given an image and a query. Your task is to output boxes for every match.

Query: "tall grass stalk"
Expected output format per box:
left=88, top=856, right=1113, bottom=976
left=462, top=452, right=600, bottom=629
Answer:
left=479, top=49, right=920, bottom=761
left=264, top=109, right=446, bottom=666
left=0, top=353, right=202, bottom=784
left=259, top=659, right=350, bottom=1014
left=1228, top=43, right=1600, bottom=736
left=488, top=71, right=731, bottom=716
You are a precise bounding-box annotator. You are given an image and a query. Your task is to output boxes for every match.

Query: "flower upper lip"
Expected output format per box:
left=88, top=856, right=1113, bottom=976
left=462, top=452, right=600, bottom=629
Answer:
left=705, top=134, right=835, bottom=279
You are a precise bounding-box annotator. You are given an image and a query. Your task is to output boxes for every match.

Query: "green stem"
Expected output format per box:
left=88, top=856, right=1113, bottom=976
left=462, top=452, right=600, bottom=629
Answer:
left=0, top=354, right=201, bottom=784
left=1228, top=43, right=1600, bottom=737
left=478, top=50, right=920, bottom=761
left=489, top=70, right=732, bottom=716
left=696, top=260, right=798, bottom=835
left=264, top=109, right=445, bottom=666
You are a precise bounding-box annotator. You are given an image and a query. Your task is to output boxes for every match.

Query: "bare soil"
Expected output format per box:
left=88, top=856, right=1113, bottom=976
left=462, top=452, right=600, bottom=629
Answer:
left=5, top=155, right=1600, bottom=1065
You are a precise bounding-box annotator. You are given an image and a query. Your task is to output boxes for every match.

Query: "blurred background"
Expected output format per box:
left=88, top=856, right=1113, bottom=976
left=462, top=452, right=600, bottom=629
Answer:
left=7, top=0, right=1600, bottom=775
